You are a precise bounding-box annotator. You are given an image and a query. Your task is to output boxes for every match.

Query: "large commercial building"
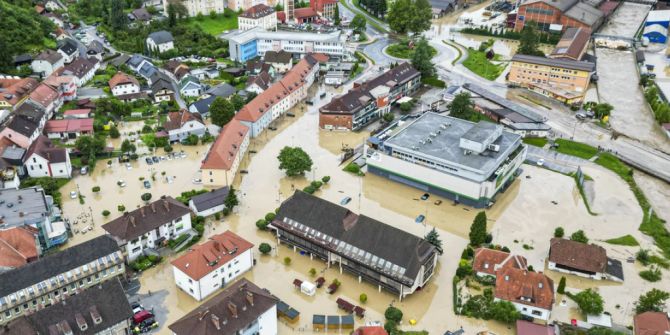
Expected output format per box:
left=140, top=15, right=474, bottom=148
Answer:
left=0, top=235, right=124, bottom=325
left=226, top=27, right=348, bottom=62
left=508, top=54, right=595, bottom=103
left=319, top=63, right=421, bottom=131
left=270, top=191, right=438, bottom=299
left=365, top=112, right=526, bottom=208
left=514, top=0, right=604, bottom=32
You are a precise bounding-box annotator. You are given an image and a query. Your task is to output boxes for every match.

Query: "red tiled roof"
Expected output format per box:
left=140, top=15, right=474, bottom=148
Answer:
left=109, top=72, right=139, bottom=90
left=516, top=320, right=556, bottom=335
left=634, top=312, right=670, bottom=335
left=549, top=238, right=607, bottom=274
left=0, top=226, right=40, bottom=269
left=495, top=268, right=554, bottom=310
left=0, top=78, right=39, bottom=106
left=45, top=118, right=94, bottom=133
left=240, top=3, right=275, bottom=18
left=164, top=109, right=204, bottom=132
left=28, top=83, right=59, bottom=107
left=201, top=119, right=249, bottom=170
left=171, top=231, right=254, bottom=280
left=294, top=7, right=318, bottom=18
left=473, top=248, right=527, bottom=276
left=277, top=11, right=286, bottom=22
left=352, top=326, right=389, bottom=335
left=63, top=109, right=92, bottom=116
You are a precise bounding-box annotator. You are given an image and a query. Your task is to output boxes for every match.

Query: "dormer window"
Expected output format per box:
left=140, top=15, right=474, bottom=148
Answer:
left=484, top=263, right=489, bottom=269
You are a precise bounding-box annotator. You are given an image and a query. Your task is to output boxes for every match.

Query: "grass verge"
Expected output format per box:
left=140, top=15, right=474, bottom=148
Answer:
left=605, top=234, right=640, bottom=246
left=185, top=12, right=238, bottom=36
left=462, top=48, right=505, bottom=81
left=443, top=40, right=463, bottom=65
left=522, top=137, right=548, bottom=147
left=571, top=173, right=596, bottom=216
left=385, top=43, right=437, bottom=59
left=421, top=76, right=446, bottom=88
left=554, top=139, right=597, bottom=159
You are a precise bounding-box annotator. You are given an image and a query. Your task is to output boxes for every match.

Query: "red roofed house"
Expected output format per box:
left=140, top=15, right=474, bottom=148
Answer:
left=0, top=77, right=39, bottom=111
left=201, top=119, right=250, bottom=187
left=163, top=109, right=207, bottom=143
left=63, top=108, right=92, bottom=119
left=352, top=326, right=389, bottom=335
left=473, top=248, right=528, bottom=277
left=0, top=226, right=42, bottom=272
left=109, top=72, right=141, bottom=99
left=310, top=0, right=338, bottom=18
left=548, top=238, right=623, bottom=282
left=495, top=268, right=554, bottom=321
left=294, top=7, right=319, bottom=23
left=171, top=230, right=254, bottom=301
left=27, top=83, right=61, bottom=118
left=43, top=73, right=77, bottom=101
left=44, top=118, right=94, bottom=141
left=24, top=135, right=72, bottom=178
left=634, top=311, right=670, bottom=335
left=516, top=320, right=556, bottom=335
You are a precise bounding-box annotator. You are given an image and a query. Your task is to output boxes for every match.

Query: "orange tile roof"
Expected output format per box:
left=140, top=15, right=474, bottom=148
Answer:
left=0, top=226, right=40, bottom=268
left=171, top=231, right=254, bottom=280
left=44, top=118, right=94, bottom=133
left=108, top=72, right=139, bottom=90
left=63, top=108, right=92, bottom=116
left=164, top=109, right=204, bottom=131
left=473, top=248, right=528, bottom=276
left=28, top=83, right=59, bottom=107
left=294, top=7, right=318, bottom=18
left=352, top=326, right=389, bottom=335
left=495, top=268, right=554, bottom=310
left=635, top=312, right=670, bottom=335
left=201, top=119, right=249, bottom=170
left=0, top=77, right=39, bottom=106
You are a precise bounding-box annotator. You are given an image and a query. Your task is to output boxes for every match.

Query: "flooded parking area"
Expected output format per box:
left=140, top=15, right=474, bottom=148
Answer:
left=598, top=2, right=650, bottom=39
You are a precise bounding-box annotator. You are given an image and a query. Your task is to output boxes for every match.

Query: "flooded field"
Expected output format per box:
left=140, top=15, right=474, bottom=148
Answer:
left=54, top=82, right=668, bottom=334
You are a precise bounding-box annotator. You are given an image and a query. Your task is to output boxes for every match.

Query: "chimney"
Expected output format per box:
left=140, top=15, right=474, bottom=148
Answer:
left=140, top=207, right=145, bottom=217
left=246, top=291, right=254, bottom=306
left=211, top=314, right=220, bottom=330
left=129, top=216, right=136, bottom=227
left=163, top=200, right=170, bottom=212
left=150, top=203, right=156, bottom=213
left=228, top=301, right=238, bottom=318
left=198, top=310, right=210, bottom=321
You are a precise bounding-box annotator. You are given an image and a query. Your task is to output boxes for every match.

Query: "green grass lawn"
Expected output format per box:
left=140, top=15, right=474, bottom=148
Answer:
left=522, top=137, right=548, bottom=147
left=386, top=43, right=437, bottom=59
left=605, top=234, right=639, bottom=246
left=554, top=139, right=598, bottom=159
left=462, top=48, right=505, bottom=81
left=421, top=76, right=445, bottom=88
left=186, top=13, right=238, bottom=36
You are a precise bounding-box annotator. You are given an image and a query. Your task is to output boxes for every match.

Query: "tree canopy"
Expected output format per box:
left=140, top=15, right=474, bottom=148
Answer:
left=573, top=289, right=604, bottom=315
left=635, top=289, right=670, bottom=314
left=570, top=230, right=589, bottom=243
left=469, top=211, right=488, bottom=246
left=0, top=0, right=55, bottom=71
left=517, top=22, right=545, bottom=57
left=277, top=146, right=313, bottom=177
left=225, top=186, right=239, bottom=210
left=411, top=38, right=435, bottom=77
left=425, top=227, right=443, bottom=254
left=351, top=14, right=367, bottom=33
left=449, top=92, right=475, bottom=119
left=210, top=97, right=236, bottom=127
left=387, top=0, right=432, bottom=34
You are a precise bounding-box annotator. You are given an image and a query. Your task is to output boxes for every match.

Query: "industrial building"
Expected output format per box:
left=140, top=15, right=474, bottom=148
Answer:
left=365, top=112, right=527, bottom=208
left=514, top=0, right=604, bottom=32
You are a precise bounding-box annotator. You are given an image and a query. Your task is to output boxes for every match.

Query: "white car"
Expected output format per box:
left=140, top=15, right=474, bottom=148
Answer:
left=70, top=191, right=78, bottom=199
left=117, top=180, right=127, bottom=187
left=166, top=176, right=174, bottom=184
left=125, top=162, right=132, bottom=170
left=192, top=178, right=202, bottom=184
left=537, top=159, right=545, bottom=166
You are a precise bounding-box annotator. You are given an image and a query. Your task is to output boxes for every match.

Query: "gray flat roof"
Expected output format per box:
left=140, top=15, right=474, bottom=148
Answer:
left=383, top=113, right=521, bottom=174
left=463, top=83, right=547, bottom=123
left=0, top=187, right=49, bottom=227
left=462, top=122, right=500, bottom=143
left=512, top=54, right=596, bottom=72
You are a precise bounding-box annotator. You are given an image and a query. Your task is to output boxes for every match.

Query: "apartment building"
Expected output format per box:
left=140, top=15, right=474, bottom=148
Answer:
left=508, top=54, right=595, bottom=103
left=310, top=0, right=338, bottom=17
left=0, top=235, right=124, bottom=325
left=165, top=0, right=226, bottom=17
left=201, top=119, right=250, bottom=187
left=238, top=4, right=278, bottom=31
left=365, top=112, right=527, bottom=208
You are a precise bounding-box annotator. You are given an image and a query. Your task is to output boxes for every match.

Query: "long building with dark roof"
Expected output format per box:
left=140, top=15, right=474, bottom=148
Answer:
left=0, top=235, right=124, bottom=325
left=270, top=191, right=438, bottom=299
left=319, top=63, right=421, bottom=131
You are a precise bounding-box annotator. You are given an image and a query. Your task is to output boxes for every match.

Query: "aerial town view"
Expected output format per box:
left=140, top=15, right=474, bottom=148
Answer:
left=2, top=0, right=670, bottom=333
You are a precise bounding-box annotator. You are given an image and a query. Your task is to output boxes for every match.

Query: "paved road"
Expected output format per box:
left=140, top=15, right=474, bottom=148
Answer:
left=342, top=0, right=390, bottom=34
left=526, top=145, right=589, bottom=175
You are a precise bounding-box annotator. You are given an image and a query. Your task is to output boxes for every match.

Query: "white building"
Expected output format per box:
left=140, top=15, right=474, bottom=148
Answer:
left=178, top=75, right=202, bottom=97
left=146, top=31, right=175, bottom=54
left=102, top=197, right=192, bottom=261
left=168, top=278, right=278, bottom=335
left=238, top=4, right=278, bottom=31
left=57, top=39, right=79, bottom=64
left=201, top=119, right=250, bottom=187
left=31, top=50, right=64, bottom=77
left=163, top=0, right=226, bottom=17
left=171, top=231, right=254, bottom=301
left=188, top=187, right=230, bottom=217
left=164, top=109, right=207, bottom=143
left=109, top=72, right=141, bottom=97
left=494, top=268, right=554, bottom=321
left=24, top=135, right=72, bottom=178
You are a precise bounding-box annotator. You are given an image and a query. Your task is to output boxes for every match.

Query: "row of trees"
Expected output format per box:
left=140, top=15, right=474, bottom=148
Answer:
left=209, top=94, right=247, bottom=127
left=359, top=0, right=387, bottom=19
left=387, top=0, right=432, bottom=35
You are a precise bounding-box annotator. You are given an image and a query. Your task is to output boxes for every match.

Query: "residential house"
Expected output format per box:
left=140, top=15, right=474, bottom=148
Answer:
left=171, top=231, right=254, bottom=301
left=164, top=109, right=207, bottom=143
left=24, top=135, right=72, bottom=178
left=0, top=143, right=23, bottom=190
left=146, top=31, right=175, bottom=53
left=246, top=71, right=272, bottom=94
left=43, top=12, right=65, bottom=28
left=86, top=40, right=105, bottom=60
left=0, top=107, right=44, bottom=149
left=131, top=7, right=152, bottom=22
left=507, top=54, right=595, bottom=103
left=549, top=27, right=591, bottom=61
left=270, top=190, right=438, bottom=299
left=201, top=119, right=250, bottom=187
left=0, top=235, right=124, bottom=325
left=634, top=312, right=670, bottom=335
left=324, top=71, right=346, bottom=86
left=495, top=268, right=554, bottom=321
left=516, top=320, right=557, bottom=335
left=320, top=63, right=421, bottom=131
left=188, top=187, right=230, bottom=217
left=236, top=55, right=318, bottom=137
left=189, top=96, right=217, bottom=117
left=189, top=67, right=219, bottom=80
left=151, top=75, right=174, bottom=102
left=126, top=54, right=150, bottom=72
left=353, top=326, right=389, bottom=335
left=309, top=0, right=338, bottom=17
left=57, top=39, right=79, bottom=64
left=0, top=278, right=133, bottom=335
left=31, top=50, right=64, bottom=78
left=44, top=118, right=94, bottom=141
left=139, top=62, right=159, bottom=80
left=514, top=0, right=604, bottom=32
left=63, top=109, right=91, bottom=119
left=204, top=83, right=236, bottom=99
left=0, top=226, right=41, bottom=273
left=294, top=7, right=318, bottom=23
left=246, top=61, right=276, bottom=77
left=548, top=238, right=624, bottom=282
left=109, top=72, right=141, bottom=98
left=264, top=50, right=293, bottom=73
left=472, top=248, right=528, bottom=278
left=238, top=4, right=278, bottom=31
left=27, top=83, right=60, bottom=118
left=164, top=60, right=191, bottom=81
left=12, top=54, right=32, bottom=68
left=168, top=278, right=278, bottom=335
left=43, top=73, right=77, bottom=102
left=179, top=75, right=203, bottom=97
left=61, top=57, right=100, bottom=87
left=429, top=0, right=456, bottom=18
left=101, top=197, right=193, bottom=261
left=0, top=77, right=39, bottom=111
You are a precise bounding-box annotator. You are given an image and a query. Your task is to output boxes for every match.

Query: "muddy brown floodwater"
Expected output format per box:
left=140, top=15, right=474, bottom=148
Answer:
left=56, top=82, right=668, bottom=334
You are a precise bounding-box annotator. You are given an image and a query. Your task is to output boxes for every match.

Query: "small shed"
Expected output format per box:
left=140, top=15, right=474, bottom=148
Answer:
left=327, top=315, right=340, bottom=330
left=341, top=314, right=354, bottom=330
left=301, top=281, right=316, bottom=296
left=312, top=314, right=325, bottom=331
left=277, top=301, right=300, bottom=323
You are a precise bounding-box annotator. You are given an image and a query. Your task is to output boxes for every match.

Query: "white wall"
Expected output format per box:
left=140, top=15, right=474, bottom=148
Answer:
left=125, top=213, right=192, bottom=261
left=548, top=261, right=603, bottom=280
left=112, top=83, right=140, bottom=96
left=26, top=154, right=52, bottom=178
left=168, top=120, right=207, bottom=142
left=257, top=305, right=278, bottom=335
left=508, top=300, right=551, bottom=321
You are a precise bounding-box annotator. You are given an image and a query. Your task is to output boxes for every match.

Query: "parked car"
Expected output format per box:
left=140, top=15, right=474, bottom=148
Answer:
left=192, top=178, right=202, bottom=184
left=340, top=196, right=352, bottom=205
left=421, top=193, right=430, bottom=200
left=125, top=162, right=132, bottom=170
left=152, top=156, right=159, bottom=163
left=537, top=158, right=545, bottom=166
left=70, top=191, right=78, bottom=199
left=80, top=166, right=88, bottom=175
left=415, top=214, right=425, bottom=223
left=143, top=180, right=151, bottom=189
left=131, top=302, right=143, bottom=315
left=117, top=180, right=127, bottom=187
left=133, top=310, right=154, bottom=325
left=145, top=157, right=153, bottom=165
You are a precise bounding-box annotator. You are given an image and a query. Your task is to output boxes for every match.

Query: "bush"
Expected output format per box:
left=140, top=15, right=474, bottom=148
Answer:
left=310, top=181, right=323, bottom=189
left=92, top=186, right=101, bottom=193
left=456, top=259, right=473, bottom=279
left=283, top=256, right=292, bottom=265
left=303, top=185, right=316, bottom=194
left=309, top=268, right=317, bottom=276
left=321, top=176, right=330, bottom=183
left=639, top=267, right=662, bottom=282
left=256, top=219, right=268, bottom=230
left=571, top=230, right=589, bottom=243
left=214, top=212, right=221, bottom=220
left=102, top=210, right=111, bottom=217
left=557, top=276, right=566, bottom=294
left=384, top=306, right=403, bottom=323
left=359, top=293, right=368, bottom=303
left=384, top=320, right=398, bottom=334
left=265, top=212, right=276, bottom=222
left=554, top=227, right=565, bottom=238
left=118, top=205, right=126, bottom=212
left=259, top=243, right=272, bottom=254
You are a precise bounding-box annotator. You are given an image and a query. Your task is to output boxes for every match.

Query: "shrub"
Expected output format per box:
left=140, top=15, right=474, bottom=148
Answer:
left=554, top=227, right=565, bottom=238
left=265, top=212, right=276, bottom=222
left=92, top=186, right=101, bottom=193
left=214, top=212, right=221, bottom=220
left=359, top=293, right=368, bottom=303
left=639, top=267, right=662, bottom=282
left=141, top=193, right=152, bottom=202
left=283, top=257, right=292, bottom=265
left=256, top=219, right=268, bottom=230
left=557, top=276, right=566, bottom=294
left=259, top=243, right=272, bottom=254
left=571, top=230, right=589, bottom=243
left=310, top=181, right=323, bottom=189
left=309, top=268, right=317, bottom=277
left=303, top=185, right=316, bottom=194
left=102, top=210, right=110, bottom=217
left=501, top=246, right=510, bottom=252
left=384, top=306, right=403, bottom=323
left=384, top=320, right=398, bottom=334
left=456, top=259, right=473, bottom=278
left=321, top=176, right=330, bottom=183
left=117, top=205, right=126, bottom=212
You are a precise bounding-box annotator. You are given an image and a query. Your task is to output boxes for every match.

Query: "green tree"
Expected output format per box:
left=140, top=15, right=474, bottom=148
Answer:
left=334, top=3, right=341, bottom=25
left=593, top=103, right=613, bottom=119
left=256, top=219, right=268, bottom=230
left=277, top=146, right=313, bottom=177
left=573, top=289, right=604, bottom=315
left=167, top=1, right=188, bottom=26
left=570, top=230, right=589, bottom=243
left=102, top=210, right=111, bottom=217
left=411, top=38, right=434, bottom=77
left=351, top=14, right=367, bottom=33
left=225, top=186, right=239, bottom=210
left=384, top=306, right=403, bottom=323
left=489, top=300, right=522, bottom=324
left=109, top=0, right=127, bottom=30
left=359, top=293, right=368, bottom=303
left=92, top=186, right=101, bottom=193
left=141, top=193, right=152, bottom=202
left=259, top=243, right=272, bottom=254
left=469, top=211, right=487, bottom=246
left=409, top=0, right=432, bottom=33
left=449, top=92, right=476, bottom=121
left=518, top=22, right=544, bottom=56
left=554, top=227, right=565, bottom=238
left=557, top=276, right=566, bottom=294
left=635, top=289, right=670, bottom=313
left=387, top=0, right=412, bottom=34
left=230, top=94, right=246, bottom=111
left=424, top=227, right=443, bottom=254
left=210, top=96, right=236, bottom=127
left=75, top=135, right=106, bottom=159
left=121, top=139, right=136, bottom=154
left=109, top=126, right=120, bottom=138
